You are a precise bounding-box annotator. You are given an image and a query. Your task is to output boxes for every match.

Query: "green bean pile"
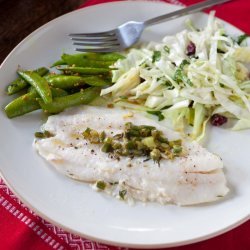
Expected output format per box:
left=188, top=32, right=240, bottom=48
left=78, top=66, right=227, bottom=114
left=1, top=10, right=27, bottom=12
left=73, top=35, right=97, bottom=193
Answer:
left=4, top=52, right=124, bottom=118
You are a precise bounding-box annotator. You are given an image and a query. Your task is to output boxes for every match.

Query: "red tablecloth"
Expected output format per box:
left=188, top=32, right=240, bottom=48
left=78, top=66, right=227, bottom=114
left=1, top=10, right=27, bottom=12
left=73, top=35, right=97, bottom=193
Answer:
left=1, top=0, right=250, bottom=249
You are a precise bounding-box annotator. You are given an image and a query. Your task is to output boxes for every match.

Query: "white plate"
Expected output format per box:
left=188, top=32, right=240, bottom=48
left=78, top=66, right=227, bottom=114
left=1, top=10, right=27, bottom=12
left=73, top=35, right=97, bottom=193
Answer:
left=0, top=1, right=250, bottom=248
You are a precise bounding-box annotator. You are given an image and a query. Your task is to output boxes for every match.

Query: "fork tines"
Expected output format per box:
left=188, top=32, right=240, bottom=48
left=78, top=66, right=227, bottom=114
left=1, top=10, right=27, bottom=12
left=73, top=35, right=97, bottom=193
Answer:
left=69, top=31, right=121, bottom=52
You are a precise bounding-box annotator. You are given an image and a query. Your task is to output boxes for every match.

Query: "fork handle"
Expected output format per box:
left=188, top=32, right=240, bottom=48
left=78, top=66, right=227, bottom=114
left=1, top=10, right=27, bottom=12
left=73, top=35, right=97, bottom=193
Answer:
left=144, top=0, right=232, bottom=26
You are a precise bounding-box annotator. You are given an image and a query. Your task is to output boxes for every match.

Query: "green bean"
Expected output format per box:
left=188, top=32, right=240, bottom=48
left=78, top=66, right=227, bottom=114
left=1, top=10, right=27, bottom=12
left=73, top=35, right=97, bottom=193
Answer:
left=61, top=52, right=124, bottom=62
left=7, top=78, right=27, bottom=95
left=51, top=59, right=66, bottom=67
left=58, top=66, right=111, bottom=75
left=39, top=87, right=100, bottom=114
left=45, top=75, right=86, bottom=89
left=82, top=76, right=111, bottom=87
left=27, top=86, right=37, bottom=94
left=61, top=54, right=113, bottom=68
left=7, top=67, right=49, bottom=95
left=28, top=85, right=68, bottom=97
left=18, top=71, right=52, bottom=104
left=45, top=75, right=110, bottom=88
left=50, top=88, right=68, bottom=97
left=4, top=92, right=40, bottom=118
left=94, top=52, right=125, bottom=61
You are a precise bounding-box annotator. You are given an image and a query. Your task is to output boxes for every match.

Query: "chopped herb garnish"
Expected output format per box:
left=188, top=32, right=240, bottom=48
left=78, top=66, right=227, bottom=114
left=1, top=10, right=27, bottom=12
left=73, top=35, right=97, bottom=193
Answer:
left=161, top=105, right=171, bottom=110
left=96, top=181, right=106, bottom=190
left=179, top=59, right=190, bottom=68
left=147, top=110, right=165, bottom=121
left=186, top=78, right=193, bottom=86
left=152, top=51, right=161, bottom=63
left=157, top=77, right=174, bottom=89
left=174, top=60, right=189, bottom=84
left=174, top=59, right=193, bottom=86
left=119, top=95, right=128, bottom=100
left=162, top=79, right=174, bottom=90
left=164, top=45, right=170, bottom=53
left=217, top=48, right=225, bottom=54
left=119, top=189, right=127, bottom=200
left=237, top=34, right=249, bottom=45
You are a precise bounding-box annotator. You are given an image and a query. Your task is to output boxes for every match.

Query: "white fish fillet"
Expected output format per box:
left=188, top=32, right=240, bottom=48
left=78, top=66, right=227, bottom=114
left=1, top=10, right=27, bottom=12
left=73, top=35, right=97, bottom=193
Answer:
left=34, top=106, right=229, bottom=205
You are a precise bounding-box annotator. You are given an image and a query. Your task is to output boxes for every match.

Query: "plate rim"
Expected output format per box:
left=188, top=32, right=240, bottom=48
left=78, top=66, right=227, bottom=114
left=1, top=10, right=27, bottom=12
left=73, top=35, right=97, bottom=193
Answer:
left=1, top=166, right=249, bottom=249
left=0, top=0, right=249, bottom=248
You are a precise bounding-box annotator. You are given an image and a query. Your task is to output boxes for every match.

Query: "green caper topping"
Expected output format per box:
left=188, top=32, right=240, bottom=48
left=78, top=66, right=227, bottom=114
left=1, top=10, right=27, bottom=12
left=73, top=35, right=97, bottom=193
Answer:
left=119, top=189, right=127, bottom=200
left=35, top=132, right=45, bottom=138
left=83, top=127, right=99, bottom=143
left=113, top=133, right=123, bottom=140
left=82, top=127, right=91, bottom=138
left=125, top=140, right=136, bottom=150
left=99, top=131, right=106, bottom=142
left=82, top=123, right=183, bottom=164
left=89, top=129, right=100, bottom=144
left=101, top=143, right=113, bottom=153
left=169, top=139, right=182, bottom=147
left=141, top=136, right=156, bottom=149
left=173, top=145, right=182, bottom=154
left=150, top=148, right=161, bottom=162
left=96, top=181, right=106, bottom=190
left=140, top=128, right=151, bottom=137
left=35, top=130, right=54, bottom=138
left=112, top=141, right=122, bottom=150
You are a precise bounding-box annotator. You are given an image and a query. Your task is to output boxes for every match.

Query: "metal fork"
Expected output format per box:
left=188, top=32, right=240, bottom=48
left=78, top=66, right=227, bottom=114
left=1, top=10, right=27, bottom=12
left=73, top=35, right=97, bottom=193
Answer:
left=69, top=0, right=232, bottom=52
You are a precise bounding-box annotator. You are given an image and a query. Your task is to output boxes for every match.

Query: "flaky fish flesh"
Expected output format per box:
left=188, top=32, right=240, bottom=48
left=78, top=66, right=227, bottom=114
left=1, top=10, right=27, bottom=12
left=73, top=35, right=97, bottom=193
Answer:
left=34, top=106, right=229, bottom=205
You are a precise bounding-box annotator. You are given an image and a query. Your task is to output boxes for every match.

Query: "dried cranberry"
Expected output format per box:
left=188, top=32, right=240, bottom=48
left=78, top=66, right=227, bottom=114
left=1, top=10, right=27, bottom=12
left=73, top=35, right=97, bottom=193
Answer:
left=186, top=42, right=196, bottom=56
left=210, top=114, right=228, bottom=126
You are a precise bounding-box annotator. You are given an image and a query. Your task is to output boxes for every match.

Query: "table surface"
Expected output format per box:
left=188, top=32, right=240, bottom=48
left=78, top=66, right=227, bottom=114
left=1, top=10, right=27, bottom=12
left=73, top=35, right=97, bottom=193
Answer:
left=0, top=0, right=86, bottom=64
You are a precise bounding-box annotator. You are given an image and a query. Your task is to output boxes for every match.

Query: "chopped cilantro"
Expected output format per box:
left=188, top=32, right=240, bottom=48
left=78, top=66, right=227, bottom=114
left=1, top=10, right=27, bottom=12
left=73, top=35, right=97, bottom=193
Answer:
left=152, top=51, right=161, bottom=63
left=147, top=110, right=165, bottom=121
left=164, top=45, right=170, bottom=53
left=237, top=34, right=249, bottom=45
left=164, top=80, right=174, bottom=90
left=173, top=59, right=193, bottom=86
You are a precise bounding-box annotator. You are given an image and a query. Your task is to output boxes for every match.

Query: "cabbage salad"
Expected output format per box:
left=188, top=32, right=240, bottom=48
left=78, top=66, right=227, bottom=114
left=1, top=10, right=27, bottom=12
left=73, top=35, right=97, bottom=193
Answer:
left=101, top=12, right=250, bottom=140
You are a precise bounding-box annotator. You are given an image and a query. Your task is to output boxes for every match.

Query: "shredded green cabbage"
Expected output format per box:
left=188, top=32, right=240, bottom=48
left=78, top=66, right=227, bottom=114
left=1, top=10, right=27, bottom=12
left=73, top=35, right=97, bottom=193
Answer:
left=101, top=11, right=250, bottom=140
